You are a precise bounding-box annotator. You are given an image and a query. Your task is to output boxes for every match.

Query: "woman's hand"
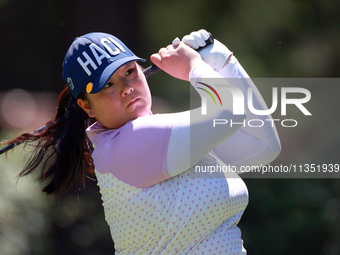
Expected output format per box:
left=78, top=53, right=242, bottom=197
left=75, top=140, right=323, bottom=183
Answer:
left=182, top=29, right=233, bottom=72
left=150, top=42, right=204, bottom=81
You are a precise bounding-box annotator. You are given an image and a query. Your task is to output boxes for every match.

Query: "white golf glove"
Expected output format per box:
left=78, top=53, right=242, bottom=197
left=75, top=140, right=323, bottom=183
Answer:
left=182, top=29, right=233, bottom=72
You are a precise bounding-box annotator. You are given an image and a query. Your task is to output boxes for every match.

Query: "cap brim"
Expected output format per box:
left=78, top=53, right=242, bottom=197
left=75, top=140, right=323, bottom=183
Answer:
left=86, top=56, right=146, bottom=95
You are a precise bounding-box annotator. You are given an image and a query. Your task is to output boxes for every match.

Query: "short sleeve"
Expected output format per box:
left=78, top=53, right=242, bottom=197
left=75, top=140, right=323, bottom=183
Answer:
left=92, top=113, right=173, bottom=188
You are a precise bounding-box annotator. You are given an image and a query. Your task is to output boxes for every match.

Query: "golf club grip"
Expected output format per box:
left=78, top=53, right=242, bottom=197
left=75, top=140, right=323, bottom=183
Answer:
left=143, top=32, right=214, bottom=78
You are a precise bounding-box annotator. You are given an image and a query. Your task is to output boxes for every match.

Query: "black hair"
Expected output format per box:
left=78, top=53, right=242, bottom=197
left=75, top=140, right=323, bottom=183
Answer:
left=3, top=86, right=94, bottom=196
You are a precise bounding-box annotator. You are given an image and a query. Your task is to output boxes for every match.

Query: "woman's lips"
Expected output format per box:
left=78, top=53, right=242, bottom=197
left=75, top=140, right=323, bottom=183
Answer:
left=127, top=97, right=140, bottom=107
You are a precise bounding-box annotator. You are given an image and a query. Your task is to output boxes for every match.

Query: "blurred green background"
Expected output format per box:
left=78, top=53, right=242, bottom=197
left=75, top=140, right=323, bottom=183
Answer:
left=0, top=0, right=339, bottom=254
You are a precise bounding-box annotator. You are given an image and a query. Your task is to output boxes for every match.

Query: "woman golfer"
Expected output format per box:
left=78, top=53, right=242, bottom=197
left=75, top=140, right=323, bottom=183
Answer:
left=7, top=29, right=281, bottom=254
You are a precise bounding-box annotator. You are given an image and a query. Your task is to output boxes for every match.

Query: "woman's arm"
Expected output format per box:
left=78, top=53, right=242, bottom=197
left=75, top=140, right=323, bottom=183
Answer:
left=211, top=56, right=281, bottom=172
left=166, top=32, right=281, bottom=176
left=166, top=58, right=281, bottom=176
left=165, top=60, right=248, bottom=176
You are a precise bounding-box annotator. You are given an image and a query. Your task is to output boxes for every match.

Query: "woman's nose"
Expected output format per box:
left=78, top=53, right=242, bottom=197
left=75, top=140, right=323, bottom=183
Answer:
left=121, top=84, right=134, bottom=97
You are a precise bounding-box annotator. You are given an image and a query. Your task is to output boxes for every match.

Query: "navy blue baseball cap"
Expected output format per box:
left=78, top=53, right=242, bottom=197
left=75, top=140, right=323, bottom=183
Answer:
left=62, top=32, right=145, bottom=98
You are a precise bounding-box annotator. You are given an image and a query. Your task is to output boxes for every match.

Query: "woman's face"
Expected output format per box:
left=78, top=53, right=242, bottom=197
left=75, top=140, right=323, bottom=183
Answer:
left=78, top=61, right=152, bottom=129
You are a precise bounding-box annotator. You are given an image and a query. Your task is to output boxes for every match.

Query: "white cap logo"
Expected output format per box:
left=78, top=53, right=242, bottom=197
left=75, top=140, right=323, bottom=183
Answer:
left=67, top=77, right=74, bottom=90
left=76, top=37, right=126, bottom=76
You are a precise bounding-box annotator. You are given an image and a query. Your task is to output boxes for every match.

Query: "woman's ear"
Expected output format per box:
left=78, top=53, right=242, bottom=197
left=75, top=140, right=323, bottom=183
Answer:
left=77, top=98, right=95, bottom=118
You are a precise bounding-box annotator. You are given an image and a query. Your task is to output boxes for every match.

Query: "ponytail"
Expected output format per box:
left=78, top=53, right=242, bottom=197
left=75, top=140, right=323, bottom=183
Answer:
left=3, top=87, right=94, bottom=196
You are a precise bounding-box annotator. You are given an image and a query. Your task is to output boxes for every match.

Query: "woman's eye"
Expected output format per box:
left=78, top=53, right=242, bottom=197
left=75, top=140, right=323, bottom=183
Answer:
left=105, top=82, right=113, bottom=88
left=125, top=68, right=134, bottom=76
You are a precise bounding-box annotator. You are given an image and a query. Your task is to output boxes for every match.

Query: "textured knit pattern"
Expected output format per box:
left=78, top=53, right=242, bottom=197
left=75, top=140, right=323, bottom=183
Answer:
left=95, top=153, right=248, bottom=255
